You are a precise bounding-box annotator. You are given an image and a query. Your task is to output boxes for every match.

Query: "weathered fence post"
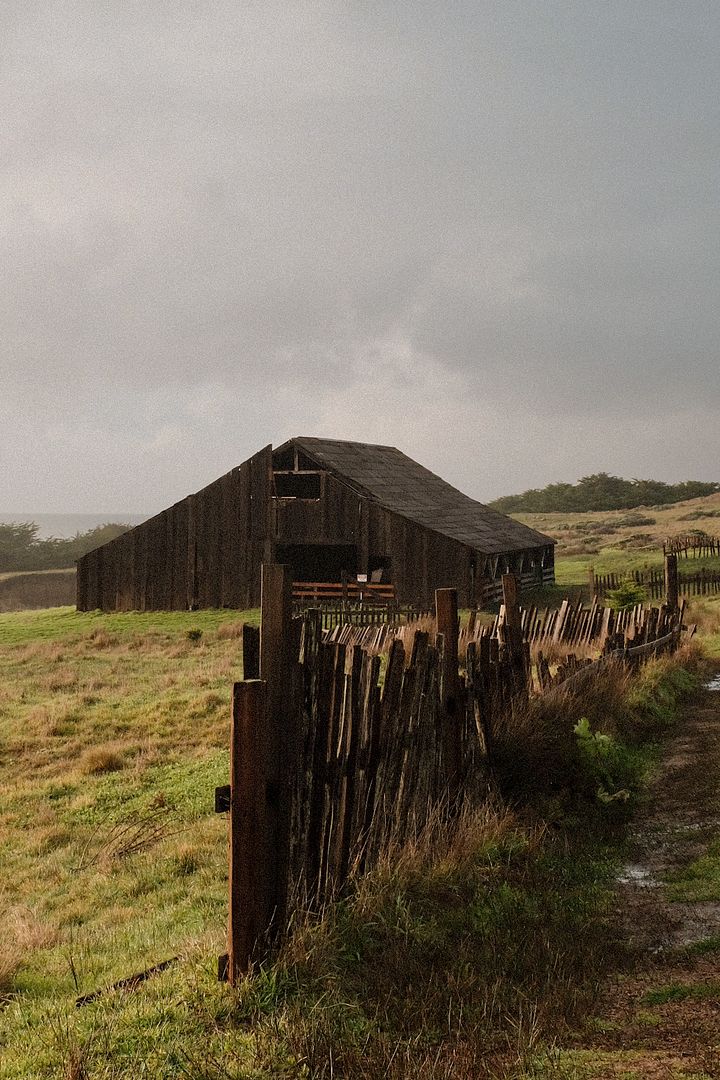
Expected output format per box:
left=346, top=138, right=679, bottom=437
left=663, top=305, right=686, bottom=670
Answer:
left=588, top=565, right=596, bottom=597
left=220, top=564, right=299, bottom=984
left=259, top=562, right=298, bottom=932
left=436, top=588, right=461, bottom=797
left=665, top=553, right=679, bottom=612
left=226, top=679, right=271, bottom=984
left=501, top=573, right=528, bottom=692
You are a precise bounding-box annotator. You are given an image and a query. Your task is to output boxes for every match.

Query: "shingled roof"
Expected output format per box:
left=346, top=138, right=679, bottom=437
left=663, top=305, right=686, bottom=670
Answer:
left=277, top=437, right=554, bottom=555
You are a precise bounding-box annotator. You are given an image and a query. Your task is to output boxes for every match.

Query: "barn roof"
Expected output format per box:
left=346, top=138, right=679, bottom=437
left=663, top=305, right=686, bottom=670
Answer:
left=277, top=437, right=554, bottom=555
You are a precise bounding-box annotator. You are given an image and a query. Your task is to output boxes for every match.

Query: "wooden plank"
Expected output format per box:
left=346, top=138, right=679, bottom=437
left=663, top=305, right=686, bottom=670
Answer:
left=259, top=563, right=297, bottom=915
left=665, top=553, right=679, bottom=611
left=227, top=679, right=271, bottom=983
left=436, top=588, right=461, bottom=798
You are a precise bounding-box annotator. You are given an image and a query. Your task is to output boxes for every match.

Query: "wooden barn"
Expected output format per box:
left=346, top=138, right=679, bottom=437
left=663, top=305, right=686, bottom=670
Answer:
left=76, top=437, right=555, bottom=611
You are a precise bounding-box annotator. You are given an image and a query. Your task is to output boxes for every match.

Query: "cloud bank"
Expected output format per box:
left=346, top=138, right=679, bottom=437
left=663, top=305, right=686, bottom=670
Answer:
left=2, top=1, right=718, bottom=511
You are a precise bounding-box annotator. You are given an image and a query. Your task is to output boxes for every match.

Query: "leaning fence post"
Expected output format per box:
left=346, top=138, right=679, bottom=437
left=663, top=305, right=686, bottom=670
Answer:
left=436, top=588, right=461, bottom=798
left=501, top=573, right=528, bottom=693
left=665, top=553, right=679, bottom=612
left=225, top=679, right=271, bottom=985
left=259, top=562, right=297, bottom=932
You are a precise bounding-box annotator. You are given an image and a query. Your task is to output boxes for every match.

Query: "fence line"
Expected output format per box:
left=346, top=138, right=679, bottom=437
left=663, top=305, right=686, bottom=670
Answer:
left=292, top=600, right=433, bottom=630
left=663, top=534, right=720, bottom=559
left=592, top=566, right=720, bottom=600
left=218, top=567, right=686, bottom=984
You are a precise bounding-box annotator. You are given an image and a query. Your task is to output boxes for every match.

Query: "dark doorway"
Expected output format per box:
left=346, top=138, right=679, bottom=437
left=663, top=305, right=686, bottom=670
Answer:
left=275, top=543, right=358, bottom=583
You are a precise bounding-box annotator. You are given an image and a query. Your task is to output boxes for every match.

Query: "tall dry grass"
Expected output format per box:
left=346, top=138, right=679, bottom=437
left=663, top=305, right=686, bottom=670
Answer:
left=0, top=903, right=56, bottom=1000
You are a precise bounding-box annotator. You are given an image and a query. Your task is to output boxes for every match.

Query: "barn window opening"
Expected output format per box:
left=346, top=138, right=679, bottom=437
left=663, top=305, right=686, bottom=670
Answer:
left=273, top=472, right=321, bottom=499
left=275, top=542, right=357, bottom=582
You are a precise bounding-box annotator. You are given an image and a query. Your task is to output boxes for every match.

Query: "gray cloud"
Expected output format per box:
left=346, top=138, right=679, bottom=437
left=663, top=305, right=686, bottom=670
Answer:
left=2, top=1, right=718, bottom=511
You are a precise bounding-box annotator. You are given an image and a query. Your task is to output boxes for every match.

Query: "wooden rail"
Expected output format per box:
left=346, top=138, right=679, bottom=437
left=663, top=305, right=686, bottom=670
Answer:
left=292, top=581, right=396, bottom=604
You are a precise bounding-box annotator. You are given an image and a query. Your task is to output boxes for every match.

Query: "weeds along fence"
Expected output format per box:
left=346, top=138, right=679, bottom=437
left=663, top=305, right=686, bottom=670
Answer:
left=218, top=565, right=686, bottom=984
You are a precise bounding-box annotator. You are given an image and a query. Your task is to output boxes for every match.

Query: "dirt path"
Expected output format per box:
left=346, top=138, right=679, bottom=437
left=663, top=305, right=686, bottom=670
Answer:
left=567, top=674, right=720, bottom=1078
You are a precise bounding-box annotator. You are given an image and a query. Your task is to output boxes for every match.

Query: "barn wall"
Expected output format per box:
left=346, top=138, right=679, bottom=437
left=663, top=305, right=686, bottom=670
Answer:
left=76, top=446, right=272, bottom=611
left=274, top=474, right=478, bottom=605
left=365, top=505, right=475, bottom=607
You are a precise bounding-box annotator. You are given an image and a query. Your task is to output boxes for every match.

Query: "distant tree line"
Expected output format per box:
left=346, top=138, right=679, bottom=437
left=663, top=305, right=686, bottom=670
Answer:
left=489, top=474, right=720, bottom=514
left=0, top=522, right=131, bottom=573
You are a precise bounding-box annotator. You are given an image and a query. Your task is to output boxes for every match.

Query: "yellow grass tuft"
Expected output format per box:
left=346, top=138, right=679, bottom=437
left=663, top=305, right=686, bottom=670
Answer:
left=78, top=746, right=126, bottom=775
left=0, top=904, right=57, bottom=999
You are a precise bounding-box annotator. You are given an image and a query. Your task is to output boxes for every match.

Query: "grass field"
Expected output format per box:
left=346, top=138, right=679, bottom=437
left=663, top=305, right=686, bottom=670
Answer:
left=0, top=597, right=708, bottom=1077
left=0, top=606, right=264, bottom=1078
left=515, top=490, right=720, bottom=584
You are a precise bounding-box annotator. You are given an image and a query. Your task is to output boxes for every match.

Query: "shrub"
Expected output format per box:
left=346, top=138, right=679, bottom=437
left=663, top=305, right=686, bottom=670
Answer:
left=606, top=581, right=647, bottom=611
left=573, top=717, right=642, bottom=805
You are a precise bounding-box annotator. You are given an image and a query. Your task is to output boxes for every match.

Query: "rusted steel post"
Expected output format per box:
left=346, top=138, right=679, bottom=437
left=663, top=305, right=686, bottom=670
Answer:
left=665, top=553, right=679, bottom=612
left=436, top=588, right=461, bottom=798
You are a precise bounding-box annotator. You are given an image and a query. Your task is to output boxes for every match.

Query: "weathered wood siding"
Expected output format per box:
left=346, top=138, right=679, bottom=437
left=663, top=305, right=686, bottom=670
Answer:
left=77, top=446, right=272, bottom=611
left=274, top=474, right=476, bottom=607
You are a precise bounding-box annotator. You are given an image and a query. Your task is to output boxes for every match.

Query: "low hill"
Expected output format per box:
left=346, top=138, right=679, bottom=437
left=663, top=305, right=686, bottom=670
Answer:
left=513, top=490, right=720, bottom=585
left=491, top=473, right=719, bottom=514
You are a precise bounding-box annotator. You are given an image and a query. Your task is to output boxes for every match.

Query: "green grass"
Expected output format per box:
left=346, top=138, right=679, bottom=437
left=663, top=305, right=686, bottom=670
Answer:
left=640, top=981, right=720, bottom=1006
left=0, top=605, right=704, bottom=1078
left=0, top=604, right=259, bottom=645
left=666, top=839, right=720, bottom=902
left=0, top=605, right=265, bottom=1077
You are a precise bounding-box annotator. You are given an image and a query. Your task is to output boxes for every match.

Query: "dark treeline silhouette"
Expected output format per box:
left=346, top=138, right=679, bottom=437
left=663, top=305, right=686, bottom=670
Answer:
left=489, top=474, right=720, bottom=514
left=0, top=522, right=131, bottom=573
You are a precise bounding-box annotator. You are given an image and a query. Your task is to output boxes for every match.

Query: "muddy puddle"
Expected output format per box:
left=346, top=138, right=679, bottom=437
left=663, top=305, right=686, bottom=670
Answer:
left=617, top=863, right=660, bottom=888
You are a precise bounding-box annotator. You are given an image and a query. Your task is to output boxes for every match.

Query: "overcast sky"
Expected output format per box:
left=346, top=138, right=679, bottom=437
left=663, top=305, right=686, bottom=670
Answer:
left=2, top=1, right=718, bottom=514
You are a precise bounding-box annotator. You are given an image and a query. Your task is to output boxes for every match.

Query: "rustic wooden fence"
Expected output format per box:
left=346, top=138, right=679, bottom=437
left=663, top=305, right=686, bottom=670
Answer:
left=663, top=534, right=720, bottom=559
left=592, top=565, right=720, bottom=600
left=292, top=600, right=433, bottom=630
left=325, top=593, right=686, bottom=661
left=217, top=565, right=685, bottom=984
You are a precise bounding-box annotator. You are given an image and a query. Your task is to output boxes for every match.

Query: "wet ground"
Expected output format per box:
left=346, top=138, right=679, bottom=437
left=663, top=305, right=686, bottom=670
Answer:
left=569, top=672, right=720, bottom=1076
